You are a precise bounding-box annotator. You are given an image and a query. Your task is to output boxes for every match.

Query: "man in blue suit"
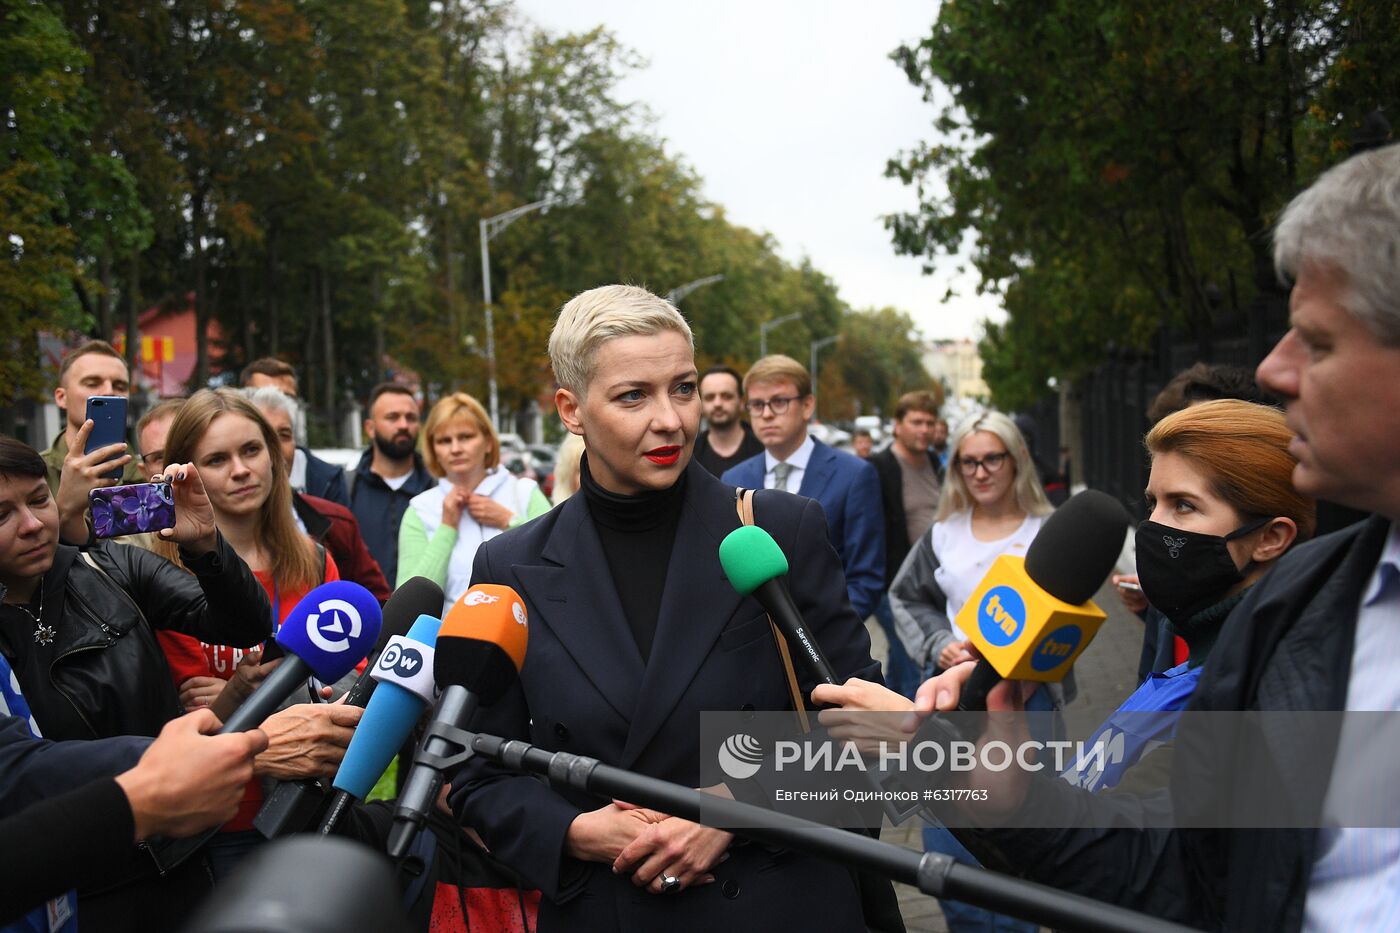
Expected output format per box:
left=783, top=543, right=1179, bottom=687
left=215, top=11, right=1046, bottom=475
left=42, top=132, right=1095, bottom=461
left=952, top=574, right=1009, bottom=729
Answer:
left=723, top=354, right=884, bottom=619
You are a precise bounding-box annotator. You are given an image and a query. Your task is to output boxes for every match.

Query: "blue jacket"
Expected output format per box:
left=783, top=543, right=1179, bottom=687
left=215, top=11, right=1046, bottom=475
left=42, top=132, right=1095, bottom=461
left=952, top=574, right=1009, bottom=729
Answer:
left=300, top=447, right=349, bottom=507
left=347, top=448, right=436, bottom=588
left=723, top=439, right=885, bottom=618
left=0, top=713, right=147, bottom=819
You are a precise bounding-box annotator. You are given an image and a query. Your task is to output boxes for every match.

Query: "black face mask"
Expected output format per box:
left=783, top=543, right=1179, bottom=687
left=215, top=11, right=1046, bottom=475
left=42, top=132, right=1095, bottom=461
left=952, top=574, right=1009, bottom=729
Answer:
left=1135, top=517, right=1270, bottom=624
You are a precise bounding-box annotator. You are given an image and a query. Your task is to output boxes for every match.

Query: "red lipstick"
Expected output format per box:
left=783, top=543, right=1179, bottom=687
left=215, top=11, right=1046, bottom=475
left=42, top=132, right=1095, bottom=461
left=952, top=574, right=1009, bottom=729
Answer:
left=644, top=446, right=682, bottom=466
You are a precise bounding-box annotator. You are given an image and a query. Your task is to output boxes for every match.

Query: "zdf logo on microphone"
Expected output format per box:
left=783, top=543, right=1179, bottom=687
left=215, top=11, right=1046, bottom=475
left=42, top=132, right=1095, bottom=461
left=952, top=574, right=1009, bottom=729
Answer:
left=305, top=598, right=364, bottom=654
left=465, top=591, right=499, bottom=606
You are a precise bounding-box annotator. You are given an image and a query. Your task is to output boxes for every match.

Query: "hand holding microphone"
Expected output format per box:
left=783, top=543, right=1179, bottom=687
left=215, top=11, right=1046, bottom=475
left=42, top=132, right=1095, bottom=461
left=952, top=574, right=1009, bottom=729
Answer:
left=952, top=490, right=1132, bottom=712
left=218, top=580, right=382, bottom=735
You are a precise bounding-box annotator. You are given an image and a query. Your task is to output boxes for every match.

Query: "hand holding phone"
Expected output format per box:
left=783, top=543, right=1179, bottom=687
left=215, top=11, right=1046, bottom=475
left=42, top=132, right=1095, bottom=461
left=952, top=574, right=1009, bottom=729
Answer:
left=84, top=396, right=129, bottom=482
left=1111, top=573, right=1149, bottom=614
left=89, top=482, right=177, bottom=539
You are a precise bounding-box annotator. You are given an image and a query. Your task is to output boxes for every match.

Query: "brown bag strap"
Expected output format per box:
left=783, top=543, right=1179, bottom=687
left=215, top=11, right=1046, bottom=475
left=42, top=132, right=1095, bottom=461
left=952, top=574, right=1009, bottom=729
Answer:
left=735, top=488, right=811, bottom=734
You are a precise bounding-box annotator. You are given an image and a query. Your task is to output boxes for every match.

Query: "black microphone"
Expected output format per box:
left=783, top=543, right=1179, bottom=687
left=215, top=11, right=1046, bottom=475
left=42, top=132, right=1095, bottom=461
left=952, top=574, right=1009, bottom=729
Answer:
left=254, top=577, right=445, bottom=839
left=181, top=836, right=410, bottom=933
left=718, top=524, right=837, bottom=685
left=339, top=577, right=445, bottom=709
left=954, top=489, right=1132, bottom=712
left=220, top=581, right=382, bottom=734
left=463, top=731, right=1196, bottom=933
left=386, top=584, right=529, bottom=859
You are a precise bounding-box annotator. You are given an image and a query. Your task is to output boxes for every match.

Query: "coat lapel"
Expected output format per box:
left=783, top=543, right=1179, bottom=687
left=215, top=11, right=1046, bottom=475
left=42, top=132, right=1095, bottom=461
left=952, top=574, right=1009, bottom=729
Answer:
left=797, top=440, right=836, bottom=501
left=513, top=496, right=646, bottom=721
left=620, top=466, right=744, bottom=767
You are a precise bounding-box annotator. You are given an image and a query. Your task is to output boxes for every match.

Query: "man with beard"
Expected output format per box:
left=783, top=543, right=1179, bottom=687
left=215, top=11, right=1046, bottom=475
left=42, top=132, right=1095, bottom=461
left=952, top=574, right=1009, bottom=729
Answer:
left=348, top=383, right=434, bottom=587
left=692, top=365, right=763, bottom=476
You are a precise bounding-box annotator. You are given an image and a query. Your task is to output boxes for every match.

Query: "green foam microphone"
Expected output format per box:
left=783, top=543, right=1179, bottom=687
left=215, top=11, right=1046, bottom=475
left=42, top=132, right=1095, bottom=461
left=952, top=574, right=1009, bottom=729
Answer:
left=719, top=525, right=838, bottom=685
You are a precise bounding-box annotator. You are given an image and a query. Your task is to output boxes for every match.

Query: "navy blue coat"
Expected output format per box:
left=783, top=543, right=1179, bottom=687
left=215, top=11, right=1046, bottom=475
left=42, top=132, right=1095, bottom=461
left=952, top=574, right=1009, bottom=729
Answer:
left=0, top=713, right=147, bottom=819
left=300, top=447, right=349, bottom=507
left=347, top=448, right=435, bottom=587
left=452, top=460, right=881, bottom=932
left=723, top=439, right=885, bottom=619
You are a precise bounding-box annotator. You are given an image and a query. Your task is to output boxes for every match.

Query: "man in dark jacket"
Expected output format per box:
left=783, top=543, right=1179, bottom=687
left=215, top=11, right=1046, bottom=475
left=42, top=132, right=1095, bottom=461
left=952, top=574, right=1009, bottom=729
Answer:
left=867, top=389, right=944, bottom=698
left=348, top=383, right=435, bottom=587
left=242, top=357, right=350, bottom=506
left=918, top=142, right=1400, bottom=932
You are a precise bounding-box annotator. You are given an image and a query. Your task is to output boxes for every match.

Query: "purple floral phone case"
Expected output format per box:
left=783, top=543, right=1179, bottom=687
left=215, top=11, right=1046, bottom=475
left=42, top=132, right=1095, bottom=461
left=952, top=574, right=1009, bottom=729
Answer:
left=89, top=482, right=176, bottom=538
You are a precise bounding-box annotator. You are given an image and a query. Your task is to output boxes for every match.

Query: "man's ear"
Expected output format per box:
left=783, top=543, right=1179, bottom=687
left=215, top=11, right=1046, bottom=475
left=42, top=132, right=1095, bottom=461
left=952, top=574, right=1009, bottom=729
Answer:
left=362, top=419, right=373, bottom=443
left=556, top=388, right=584, bottom=436
left=54, top=384, right=67, bottom=412
left=1252, top=517, right=1299, bottom=563
left=800, top=393, right=816, bottom=423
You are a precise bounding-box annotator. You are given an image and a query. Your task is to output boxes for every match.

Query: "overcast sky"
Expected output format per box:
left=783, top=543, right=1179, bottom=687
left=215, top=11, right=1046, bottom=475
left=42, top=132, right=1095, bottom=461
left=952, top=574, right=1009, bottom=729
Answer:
left=517, top=0, right=1003, bottom=342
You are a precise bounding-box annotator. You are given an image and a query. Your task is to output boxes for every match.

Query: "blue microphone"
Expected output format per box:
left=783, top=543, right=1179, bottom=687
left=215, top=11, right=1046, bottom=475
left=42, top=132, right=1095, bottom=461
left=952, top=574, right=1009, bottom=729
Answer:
left=332, top=613, right=442, bottom=799
left=220, top=580, right=382, bottom=735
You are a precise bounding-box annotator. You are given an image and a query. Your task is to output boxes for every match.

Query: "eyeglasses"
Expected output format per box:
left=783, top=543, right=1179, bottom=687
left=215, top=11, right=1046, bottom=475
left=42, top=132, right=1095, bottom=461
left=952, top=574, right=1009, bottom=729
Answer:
left=955, top=452, right=1010, bottom=476
left=745, top=395, right=802, bottom=416
left=139, top=450, right=163, bottom=468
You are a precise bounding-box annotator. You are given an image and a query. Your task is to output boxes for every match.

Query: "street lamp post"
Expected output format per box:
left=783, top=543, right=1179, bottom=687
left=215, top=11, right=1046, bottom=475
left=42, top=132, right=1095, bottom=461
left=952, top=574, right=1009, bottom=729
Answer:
left=480, top=195, right=570, bottom=429
left=759, top=313, right=802, bottom=358
left=666, top=274, right=724, bottom=306
left=810, top=335, right=840, bottom=419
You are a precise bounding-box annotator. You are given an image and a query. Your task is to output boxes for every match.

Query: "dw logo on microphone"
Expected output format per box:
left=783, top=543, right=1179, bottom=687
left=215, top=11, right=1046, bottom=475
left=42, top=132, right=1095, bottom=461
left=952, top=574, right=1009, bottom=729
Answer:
left=378, top=643, right=424, bottom=678
left=305, top=599, right=364, bottom=654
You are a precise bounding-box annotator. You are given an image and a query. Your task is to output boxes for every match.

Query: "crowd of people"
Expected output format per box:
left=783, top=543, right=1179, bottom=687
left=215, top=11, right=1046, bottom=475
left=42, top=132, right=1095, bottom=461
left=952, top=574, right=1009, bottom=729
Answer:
left=0, top=141, right=1397, bottom=932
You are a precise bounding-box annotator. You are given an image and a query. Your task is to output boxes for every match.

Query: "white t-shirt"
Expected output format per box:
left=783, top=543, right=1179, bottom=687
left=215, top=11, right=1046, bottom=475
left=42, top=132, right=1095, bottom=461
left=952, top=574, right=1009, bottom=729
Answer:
left=381, top=471, right=412, bottom=491
left=932, top=509, right=1045, bottom=641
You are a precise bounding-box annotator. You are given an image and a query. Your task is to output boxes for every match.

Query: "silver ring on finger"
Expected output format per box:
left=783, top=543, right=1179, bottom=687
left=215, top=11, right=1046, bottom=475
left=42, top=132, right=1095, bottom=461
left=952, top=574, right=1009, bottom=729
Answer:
left=660, top=874, right=681, bottom=894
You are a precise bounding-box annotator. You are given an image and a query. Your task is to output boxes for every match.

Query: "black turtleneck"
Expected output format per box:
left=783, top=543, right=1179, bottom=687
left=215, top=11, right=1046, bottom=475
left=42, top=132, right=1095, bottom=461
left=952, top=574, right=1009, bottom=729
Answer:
left=1167, top=589, right=1248, bottom=669
left=580, top=454, right=687, bottom=660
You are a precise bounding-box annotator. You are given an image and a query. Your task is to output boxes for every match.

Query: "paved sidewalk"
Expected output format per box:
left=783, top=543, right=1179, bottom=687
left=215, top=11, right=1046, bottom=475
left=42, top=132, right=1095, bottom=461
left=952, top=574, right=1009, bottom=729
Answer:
left=864, top=580, right=1143, bottom=932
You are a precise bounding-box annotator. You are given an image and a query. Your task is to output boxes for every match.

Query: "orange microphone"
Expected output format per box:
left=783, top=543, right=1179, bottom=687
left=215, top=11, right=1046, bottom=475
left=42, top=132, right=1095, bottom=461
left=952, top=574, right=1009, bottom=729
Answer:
left=388, top=584, right=529, bottom=856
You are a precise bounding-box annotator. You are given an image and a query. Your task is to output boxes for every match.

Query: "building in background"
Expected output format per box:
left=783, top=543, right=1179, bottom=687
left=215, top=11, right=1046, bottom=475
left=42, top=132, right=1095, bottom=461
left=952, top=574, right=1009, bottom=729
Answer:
left=922, top=338, right=988, bottom=402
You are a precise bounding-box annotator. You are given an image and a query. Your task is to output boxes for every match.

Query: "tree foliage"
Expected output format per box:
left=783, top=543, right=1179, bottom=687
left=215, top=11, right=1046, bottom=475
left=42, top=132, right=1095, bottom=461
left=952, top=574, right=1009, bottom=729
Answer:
left=9, top=0, right=932, bottom=432
left=889, top=0, right=1399, bottom=409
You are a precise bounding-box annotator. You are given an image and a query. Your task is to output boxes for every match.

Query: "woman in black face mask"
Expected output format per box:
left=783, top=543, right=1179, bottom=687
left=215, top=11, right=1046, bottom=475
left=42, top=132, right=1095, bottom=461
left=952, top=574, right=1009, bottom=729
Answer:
left=1054, top=398, right=1316, bottom=792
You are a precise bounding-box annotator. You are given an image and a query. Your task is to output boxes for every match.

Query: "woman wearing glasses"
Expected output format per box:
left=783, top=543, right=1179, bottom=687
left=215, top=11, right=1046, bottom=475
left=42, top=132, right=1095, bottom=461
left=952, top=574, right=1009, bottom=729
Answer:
left=888, top=411, right=1054, bottom=679
left=885, top=409, right=1054, bottom=933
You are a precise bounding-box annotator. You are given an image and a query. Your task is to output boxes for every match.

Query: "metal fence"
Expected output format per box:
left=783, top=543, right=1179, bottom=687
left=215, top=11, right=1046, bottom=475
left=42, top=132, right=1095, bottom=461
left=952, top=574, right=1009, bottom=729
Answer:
left=1022, top=293, right=1291, bottom=520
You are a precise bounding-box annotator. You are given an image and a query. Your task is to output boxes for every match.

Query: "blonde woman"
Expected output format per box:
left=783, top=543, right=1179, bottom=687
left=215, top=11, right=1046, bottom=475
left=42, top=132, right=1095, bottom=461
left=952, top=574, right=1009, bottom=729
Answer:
left=396, top=392, right=549, bottom=605
left=888, top=410, right=1054, bottom=675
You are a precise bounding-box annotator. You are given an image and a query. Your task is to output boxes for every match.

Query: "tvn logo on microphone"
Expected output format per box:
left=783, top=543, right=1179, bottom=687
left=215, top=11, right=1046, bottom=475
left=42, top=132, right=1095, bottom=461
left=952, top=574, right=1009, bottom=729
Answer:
left=305, top=599, right=365, bottom=654
left=978, top=586, right=1027, bottom=647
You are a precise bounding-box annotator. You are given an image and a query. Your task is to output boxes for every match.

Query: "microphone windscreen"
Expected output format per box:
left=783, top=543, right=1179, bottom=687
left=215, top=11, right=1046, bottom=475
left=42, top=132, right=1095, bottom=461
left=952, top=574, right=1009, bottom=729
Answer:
left=433, top=584, right=528, bottom=704
left=275, top=580, right=383, bottom=683
left=373, top=577, right=444, bottom=660
left=332, top=612, right=443, bottom=799
left=183, top=836, right=409, bottom=933
left=1024, top=490, right=1132, bottom=606
left=718, top=525, right=790, bottom=595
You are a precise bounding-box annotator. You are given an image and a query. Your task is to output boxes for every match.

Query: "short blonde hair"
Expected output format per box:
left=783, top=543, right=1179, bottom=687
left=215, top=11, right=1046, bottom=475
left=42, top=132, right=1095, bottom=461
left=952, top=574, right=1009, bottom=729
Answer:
left=421, top=392, right=498, bottom=478
left=550, top=432, right=586, bottom=505
left=743, top=354, right=811, bottom=397
left=936, top=410, right=1053, bottom=521
left=548, top=285, right=694, bottom=395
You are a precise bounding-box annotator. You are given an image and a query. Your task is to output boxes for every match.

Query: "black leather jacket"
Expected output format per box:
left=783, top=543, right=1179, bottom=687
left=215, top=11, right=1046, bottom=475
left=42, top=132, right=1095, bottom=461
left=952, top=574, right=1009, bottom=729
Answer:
left=0, top=536, right=270, bottom=742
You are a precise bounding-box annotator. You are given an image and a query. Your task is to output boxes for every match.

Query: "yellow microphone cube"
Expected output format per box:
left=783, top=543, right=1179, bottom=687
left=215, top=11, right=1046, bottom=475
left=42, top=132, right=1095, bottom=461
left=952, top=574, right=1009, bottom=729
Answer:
left=955, top=555, right=1106, bottom=682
